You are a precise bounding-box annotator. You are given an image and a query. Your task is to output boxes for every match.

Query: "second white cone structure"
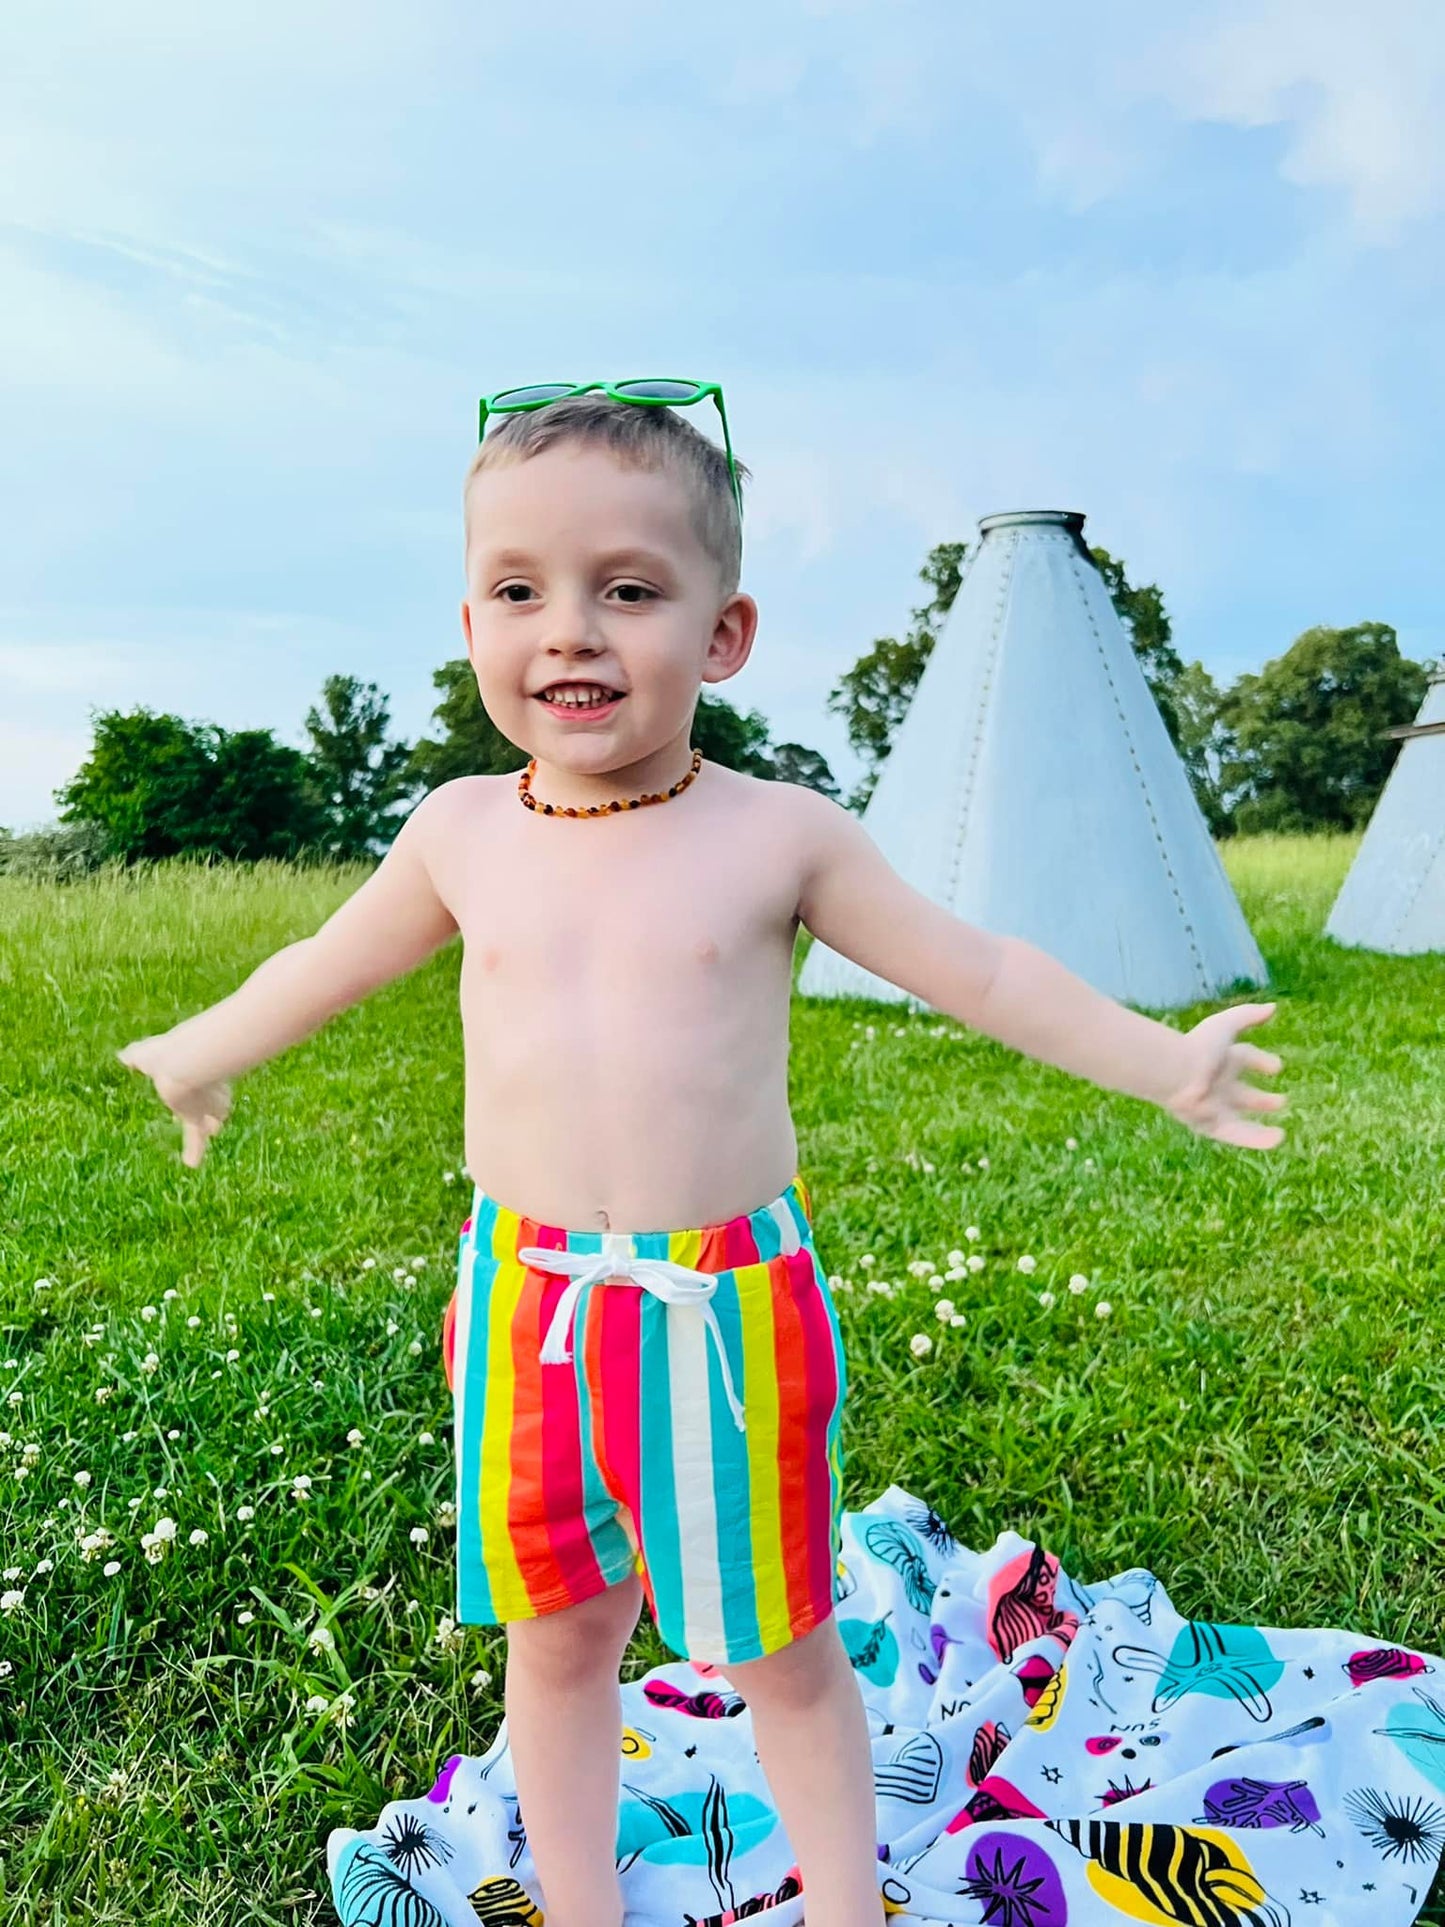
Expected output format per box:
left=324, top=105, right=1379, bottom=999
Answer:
left=799, top=509, right=1267, bottom=1011
left=1325, top=663, right=1445, bottom=954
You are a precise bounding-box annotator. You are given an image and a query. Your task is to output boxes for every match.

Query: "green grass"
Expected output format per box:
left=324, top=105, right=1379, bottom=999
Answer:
left=1, top=832, right=1442, bottom=1923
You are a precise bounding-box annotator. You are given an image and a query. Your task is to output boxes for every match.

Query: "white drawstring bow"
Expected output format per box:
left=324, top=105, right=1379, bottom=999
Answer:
left=516, top=1233, right=747, bottom=1432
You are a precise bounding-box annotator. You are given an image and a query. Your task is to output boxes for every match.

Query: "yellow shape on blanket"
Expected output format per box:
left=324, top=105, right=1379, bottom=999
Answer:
left=467, top=1873, right=545, bottom=1923
left=1026, top=1660, right=1068, bottom=1730
left=621, top=1725, right=654, bottom=1759
left=1074, top=1822, right=1267, bottom=1924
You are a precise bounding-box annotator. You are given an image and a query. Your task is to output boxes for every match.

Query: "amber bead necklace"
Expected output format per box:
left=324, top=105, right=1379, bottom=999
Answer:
left=517, top=747, right=703, bottom=818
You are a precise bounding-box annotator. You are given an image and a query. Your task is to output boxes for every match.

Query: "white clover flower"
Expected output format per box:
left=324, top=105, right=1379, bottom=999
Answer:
left=22, top=1444, right=39, bottom=1464
left=909, top=1333, right=933, bottom=1358
left=436, top=1502, right=457, bottom=1529
left=361, top=1258, right=376, bottom=1271
left=94, top=1385, right=114, bottom=1404
left=307, top=1624, right=335, bottom=1653
left=1, top=1588, right=25, bottom=1613
left=13, top=1460, right=29, bottom=1476
left=977, top=1156, right=990, bottom=1169
left=34, top=1278, right=53, bottom=1290
left=73, top=1469, right=91, bottom=1488
left=291, top=1474, right=312, bottom=1498
left=226, top=1348, right=240, bottom=1362
left=35, top=1558, right=52, bottom=1575
left=949, top=1312, right=967, bottom=1327
left=236, top=1505, right=254, bottom=1522
left=262, top=1291, right=275, bottom=1303
left=1095, top=1300, right=1113, bottom=1319
left=1017, top=1255, right=1036, bottom=1274
left=306, top=1693, right=330, bottom=1715
left=470, top=1667, right=493, bottom=1690
left=859, top=1253, right=875, bottom=1268
left=269, top=1442, right=284, bottom=1456
left=309, top=1307, right=322, bottom=1320
left=965, top=1226, right=980, bottom=1241
left=1065, top=1136, right=1078, bottom=1150
left=167, top=1429, right=180, bottom=1441
left=409, top=1526, right=430, bottom=1546
left=867, top=1279, right=890, bottom=1294
left=934, top=1300, right=955, bottom=1322
left=103, top=1560, right=121, bottom=1577
left=140, top=1306, right=157, bottom=1321
left=385, top=1320, right=399, bottom=1337
left=418, top=1432, right=433, bottom=1446
left=443, top=1171, right=456, bottom=1184
left=1083, top=1158, right=1095, bottom=1170
left=189, top=1529, right=208, bottom=1546
left=408, top=1340, right=422, bottom=1356
left=237, top=1610, right=255, bottom=1625
left=410, top=1257, right=427, bottom=1270
left=153, top=1517, right=177, bottom=1541
left=140, top=1353, right=160, bottom=1375
left=347, top=1429, right=364, bottom=1448
left=434, top=1614, right=466, bottom=1654
left=1068, top=1274, right=1089, bottom=1296
left=947, top=1248, right=965, bottom=1266
left=921, top=1159, right=935, bottom=1174
left=966, top=1255, right=986, bottom=1273
left=2, top=1567, right=19, bottom=1581
left=163, top=1288, right=179, bottom=1301
left=405, top=1598, right=420, bottom=1614
left=1038, top=1291, right=1056, bottom=1310
left=186, top=1316, right=201, bottom=1329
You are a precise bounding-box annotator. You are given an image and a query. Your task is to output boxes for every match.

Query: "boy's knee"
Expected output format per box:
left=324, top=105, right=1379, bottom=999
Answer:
left=726, top=1613, right=847, bottom=1711
left=505, top=1573, right=643, bottom=1682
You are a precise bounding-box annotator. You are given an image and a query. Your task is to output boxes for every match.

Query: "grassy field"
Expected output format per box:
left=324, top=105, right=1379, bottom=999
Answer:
left=1, top=831, right=1443, bottom=1924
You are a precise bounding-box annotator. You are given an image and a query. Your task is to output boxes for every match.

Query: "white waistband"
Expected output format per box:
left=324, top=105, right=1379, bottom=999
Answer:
left=515, top=1236, right=747, bottom=1432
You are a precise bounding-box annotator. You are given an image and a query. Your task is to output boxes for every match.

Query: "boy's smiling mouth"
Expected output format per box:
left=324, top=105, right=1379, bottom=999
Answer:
left=535, top=682, right=626, bottom=711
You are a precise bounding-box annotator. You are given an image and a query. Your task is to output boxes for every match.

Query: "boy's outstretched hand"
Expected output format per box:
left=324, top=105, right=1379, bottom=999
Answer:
left=1163, top=1001, right=1286, bottom=1150
left=117, top=1036, right=232, bottom=1169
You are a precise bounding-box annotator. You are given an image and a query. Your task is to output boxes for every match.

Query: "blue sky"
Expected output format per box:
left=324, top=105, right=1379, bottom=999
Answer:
left=3, top=0, right=1443, bottom=830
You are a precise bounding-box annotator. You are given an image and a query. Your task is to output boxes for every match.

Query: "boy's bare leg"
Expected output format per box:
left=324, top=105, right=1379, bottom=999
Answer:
left=725, top=1614, right=884, bottom=1927
left=504, top=1571, right=644, bottom=1927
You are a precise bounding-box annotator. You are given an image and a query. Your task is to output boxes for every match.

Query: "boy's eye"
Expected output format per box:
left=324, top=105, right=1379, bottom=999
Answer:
left=494, top=581, right=657, bottom=604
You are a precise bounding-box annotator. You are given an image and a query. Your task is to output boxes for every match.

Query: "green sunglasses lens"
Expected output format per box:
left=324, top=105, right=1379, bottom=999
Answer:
left=613, top=379, right=703, bottom=401
left=492, top=383, right=576, bottom=408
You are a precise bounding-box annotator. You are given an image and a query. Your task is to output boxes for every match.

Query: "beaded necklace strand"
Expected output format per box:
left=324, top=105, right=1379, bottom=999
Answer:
left=517, top=747, right=703, bottom=818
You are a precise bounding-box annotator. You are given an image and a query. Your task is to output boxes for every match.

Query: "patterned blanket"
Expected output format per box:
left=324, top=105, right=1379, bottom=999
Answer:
left=327, top=1484, right=1445, bottom=1924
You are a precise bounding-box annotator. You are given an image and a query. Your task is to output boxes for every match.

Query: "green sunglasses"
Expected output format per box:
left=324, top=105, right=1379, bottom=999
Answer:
left=477, top=378, right=743, bottom=522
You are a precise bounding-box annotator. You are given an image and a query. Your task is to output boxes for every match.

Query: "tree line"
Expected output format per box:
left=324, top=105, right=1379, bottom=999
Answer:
left=1, top=542, right=1430, bottom=875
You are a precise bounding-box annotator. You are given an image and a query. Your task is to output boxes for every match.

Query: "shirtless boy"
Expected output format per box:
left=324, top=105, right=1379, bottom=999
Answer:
left=118, top=386, right=1286, bottom=1927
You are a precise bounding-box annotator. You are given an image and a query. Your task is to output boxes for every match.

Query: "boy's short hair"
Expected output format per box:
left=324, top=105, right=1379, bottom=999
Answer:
left=463, top=394, right=750, bottom=597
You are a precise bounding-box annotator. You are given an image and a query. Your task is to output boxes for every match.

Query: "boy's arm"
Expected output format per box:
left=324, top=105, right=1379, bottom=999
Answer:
left=792, top=788, right=1285, bottom=1146
left=121, top=783, right=462, bottom=1090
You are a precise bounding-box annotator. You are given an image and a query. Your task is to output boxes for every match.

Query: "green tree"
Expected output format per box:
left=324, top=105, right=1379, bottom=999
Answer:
left=1169, top=658, right=1233, bottom=836
left=303, top=674, right=419, bottom=859
left=826, top=541, right=968, bottom=812
left=56, top=709, right=328, bottom=863
left=1218, top=622, right=1429, bottom=833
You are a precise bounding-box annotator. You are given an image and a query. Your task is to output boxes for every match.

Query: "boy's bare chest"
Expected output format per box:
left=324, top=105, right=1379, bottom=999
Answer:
left=432, top=771, right=803, bottom=1010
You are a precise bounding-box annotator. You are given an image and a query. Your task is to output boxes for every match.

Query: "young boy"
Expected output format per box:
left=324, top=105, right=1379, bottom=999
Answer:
left=117, top=390, right=1286, bottom=1927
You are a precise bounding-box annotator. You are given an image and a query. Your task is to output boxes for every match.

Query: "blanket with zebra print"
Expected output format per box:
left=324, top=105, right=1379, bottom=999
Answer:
left=327, top=1483, right=1445, bottom=1925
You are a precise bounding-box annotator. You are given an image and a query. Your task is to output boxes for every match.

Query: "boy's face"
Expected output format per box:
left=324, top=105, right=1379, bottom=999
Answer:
left=460, top=443, right=757, bottom=774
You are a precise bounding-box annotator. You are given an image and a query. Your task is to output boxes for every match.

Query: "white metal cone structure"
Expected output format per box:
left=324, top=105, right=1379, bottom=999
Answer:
left=799, top=509, right=1267, bottom=1011
left=1325, top=662, right=1445, bottom=953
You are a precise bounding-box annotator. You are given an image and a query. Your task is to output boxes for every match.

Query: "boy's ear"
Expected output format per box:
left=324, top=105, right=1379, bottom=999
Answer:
left=705, top=593, right=758, bottom=682
left=460, top=598, right=474, bottom=659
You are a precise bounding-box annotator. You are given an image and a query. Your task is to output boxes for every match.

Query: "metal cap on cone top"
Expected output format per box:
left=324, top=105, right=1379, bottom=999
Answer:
left=976, top=510, right=1086, bottom=536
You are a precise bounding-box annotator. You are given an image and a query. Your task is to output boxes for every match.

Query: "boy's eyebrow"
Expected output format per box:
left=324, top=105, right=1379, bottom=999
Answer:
left=482, top=546, right=677, bottom=574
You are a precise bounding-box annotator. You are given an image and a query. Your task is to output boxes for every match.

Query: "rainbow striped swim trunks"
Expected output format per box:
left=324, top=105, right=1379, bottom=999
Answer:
left=441, top=1174, right=848, bottom=1664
